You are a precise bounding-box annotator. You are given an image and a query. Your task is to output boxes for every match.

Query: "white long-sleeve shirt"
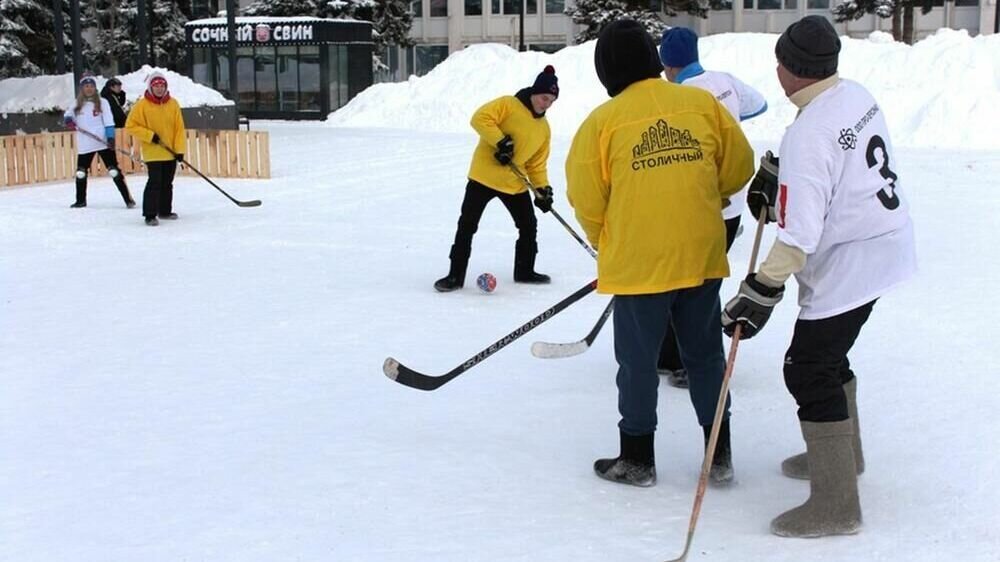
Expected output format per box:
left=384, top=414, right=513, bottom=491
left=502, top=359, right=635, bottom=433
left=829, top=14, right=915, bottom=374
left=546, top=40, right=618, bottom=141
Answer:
left=64, top=99, right=114, bottom=155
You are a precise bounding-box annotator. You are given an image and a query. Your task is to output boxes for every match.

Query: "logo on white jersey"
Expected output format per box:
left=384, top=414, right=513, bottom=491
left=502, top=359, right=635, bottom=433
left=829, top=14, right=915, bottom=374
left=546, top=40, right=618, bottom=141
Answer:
left=838, top=128, right=857, bottom=151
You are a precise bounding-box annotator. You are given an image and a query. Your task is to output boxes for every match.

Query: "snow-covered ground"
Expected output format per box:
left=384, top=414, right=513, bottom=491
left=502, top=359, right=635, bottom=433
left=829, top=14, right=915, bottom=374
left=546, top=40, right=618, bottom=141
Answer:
left=3, top=29, right=1000, bottom=562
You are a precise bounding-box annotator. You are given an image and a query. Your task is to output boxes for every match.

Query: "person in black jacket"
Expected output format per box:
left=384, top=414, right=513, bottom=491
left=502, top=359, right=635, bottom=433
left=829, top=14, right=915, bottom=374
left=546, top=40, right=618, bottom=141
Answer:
left=100, top=78, right=129, bottom=128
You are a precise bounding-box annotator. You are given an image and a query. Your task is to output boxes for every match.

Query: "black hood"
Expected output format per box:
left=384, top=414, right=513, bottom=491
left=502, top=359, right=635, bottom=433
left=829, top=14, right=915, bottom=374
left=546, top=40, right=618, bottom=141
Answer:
left=594, top=19, right=664, bottom=98
left=515, top=87, right=545, bottom=118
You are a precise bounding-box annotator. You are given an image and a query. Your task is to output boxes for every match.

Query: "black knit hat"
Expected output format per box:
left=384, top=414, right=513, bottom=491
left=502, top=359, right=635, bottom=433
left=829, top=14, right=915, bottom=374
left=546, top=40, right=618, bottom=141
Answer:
left=595, top=19, right=664, bottom=98
left=775, top=16, right=841, bottom=79
left=531, top=65, right=559, bottom=98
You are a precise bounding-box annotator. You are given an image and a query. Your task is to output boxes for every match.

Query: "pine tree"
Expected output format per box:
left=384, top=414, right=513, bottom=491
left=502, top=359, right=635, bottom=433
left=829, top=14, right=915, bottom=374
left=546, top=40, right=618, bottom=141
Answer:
left=833, top=0, right=933, bottom=44
left=0, top=2, right=42, bottom=78
left=99, top=0, right=192, bottom=73
left=566, top=0, right=666, bottom=43
left=0, top=0, right=77, bottom=78
left=242, top=0, right=320, bottom=17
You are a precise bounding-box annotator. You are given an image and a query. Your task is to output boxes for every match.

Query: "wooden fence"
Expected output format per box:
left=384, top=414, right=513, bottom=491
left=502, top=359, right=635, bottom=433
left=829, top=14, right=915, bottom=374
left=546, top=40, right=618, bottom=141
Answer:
left=0, top=129, right=270, bottom=188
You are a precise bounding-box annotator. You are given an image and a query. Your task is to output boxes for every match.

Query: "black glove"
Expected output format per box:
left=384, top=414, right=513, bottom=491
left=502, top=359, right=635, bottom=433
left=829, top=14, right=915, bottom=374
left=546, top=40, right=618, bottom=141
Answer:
left=721, top=274, right=784, bottom=339
left=747, top=150, right=779, bottom=223
left=494, top=135, right=514, bottom=165
left=533, top=186, right=554, bottom=213
left=106, top=136, right=116, bottom=150
left=151, top=133, right=160, bottom=145
left=175, top=153, right=184, bottom=163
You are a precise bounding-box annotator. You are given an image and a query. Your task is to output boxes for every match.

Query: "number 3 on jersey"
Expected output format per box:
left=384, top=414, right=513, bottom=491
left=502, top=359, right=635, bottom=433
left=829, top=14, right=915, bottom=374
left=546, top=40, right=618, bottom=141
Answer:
left=865, top=135, right=900, bottom=210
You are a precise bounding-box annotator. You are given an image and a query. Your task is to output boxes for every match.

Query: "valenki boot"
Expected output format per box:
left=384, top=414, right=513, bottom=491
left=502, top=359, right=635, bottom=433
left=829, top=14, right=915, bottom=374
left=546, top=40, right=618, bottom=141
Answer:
left=594, top=430, right=656, bottom=487
left=782, top=377, right=864, bottom=480
left=771, top=419, right=862, bottom=538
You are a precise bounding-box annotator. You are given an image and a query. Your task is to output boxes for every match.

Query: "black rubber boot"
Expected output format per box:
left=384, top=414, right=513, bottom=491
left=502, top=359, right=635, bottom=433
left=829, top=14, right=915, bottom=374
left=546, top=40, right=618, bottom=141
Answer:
left=594, top=430, right=656, bottom=487
left=702, top=419, right=734, bottom=485
left=434, top=246, right=469, bottom=292
left=110, top=169, right=135, bottom=208
left=513, top=240, right=550, bottom=284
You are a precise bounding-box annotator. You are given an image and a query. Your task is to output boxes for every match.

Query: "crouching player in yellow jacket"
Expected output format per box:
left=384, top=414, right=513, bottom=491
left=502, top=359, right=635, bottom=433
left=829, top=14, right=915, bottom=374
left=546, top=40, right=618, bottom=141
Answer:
left=434, top=66, right=560, bottom=292
left=566, top=20, right=754, bottom=487
left=125, top=71, right=186, bottom=227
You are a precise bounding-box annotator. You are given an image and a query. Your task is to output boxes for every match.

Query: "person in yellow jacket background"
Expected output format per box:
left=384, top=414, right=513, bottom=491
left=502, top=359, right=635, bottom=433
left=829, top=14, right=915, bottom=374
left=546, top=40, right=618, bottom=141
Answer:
left=566, top=20, right=754, bottom=487
left=125, top=71, right=186, bottom=226
left=433, top=66, right=560, bottom=292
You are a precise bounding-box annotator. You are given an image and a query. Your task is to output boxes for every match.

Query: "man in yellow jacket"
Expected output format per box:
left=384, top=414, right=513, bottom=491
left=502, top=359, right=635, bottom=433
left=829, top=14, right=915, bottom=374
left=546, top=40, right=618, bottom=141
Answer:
left=566, top=20, right=754, bottom=487
left=125, top=71, right=186, bottom=226
left=433, top=66, right=560, bottom=292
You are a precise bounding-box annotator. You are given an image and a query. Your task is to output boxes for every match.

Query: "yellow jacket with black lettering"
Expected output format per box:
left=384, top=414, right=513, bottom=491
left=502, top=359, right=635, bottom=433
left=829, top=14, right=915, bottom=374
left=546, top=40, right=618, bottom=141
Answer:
left=467, top=94, right=551, bottom=194
left=125, top=95, right=187, bottom=163
left=566, top=78, right=754, bottom=295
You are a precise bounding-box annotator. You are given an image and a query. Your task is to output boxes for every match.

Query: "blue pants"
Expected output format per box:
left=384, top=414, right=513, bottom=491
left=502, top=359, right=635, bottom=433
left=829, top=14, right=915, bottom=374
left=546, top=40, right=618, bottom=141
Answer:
left=614, top=280, right=730, bottom=436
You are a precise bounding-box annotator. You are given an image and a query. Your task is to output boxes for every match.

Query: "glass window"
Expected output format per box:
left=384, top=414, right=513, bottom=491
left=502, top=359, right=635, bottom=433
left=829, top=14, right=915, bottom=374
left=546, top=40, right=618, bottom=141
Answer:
left=465, top=0, right=482, bottom=15
left=544, top=0, right=564, bottom=13
left=527, top=0, right=537, bottom=13
left=756, top=0, right=781, bottom=8
left=529, top=43, right=564, bottom=53
left=236, top=46, right=255, bottom=111
left=784, top=0, right=796, bottom=8
left=214, top=50, right=230, bottom=99
left=299, top=45, right=321, bottom=112
left=411, top=0, right=422, bottom=16
left=339, top=46, right=349, bottom=107
left=492, top=0, right=500, bottom=13
left=277, top=46, right=298, bottom=112
left=329, top=45, right=341, bottom=111
left=430, top=0, right=447, bottom=16
left=715, top=0, right=733, bottom=8
left=255, top=46, right=277, bottom=112
left=807, top=0, right=828, bottom=7
left=954, top=0, right=977, bottom=5
left=192, top=48, right=210, bottom=87
left=415, top=45, right=448, bottom=76
left=744, top=0, right=753, bottom=8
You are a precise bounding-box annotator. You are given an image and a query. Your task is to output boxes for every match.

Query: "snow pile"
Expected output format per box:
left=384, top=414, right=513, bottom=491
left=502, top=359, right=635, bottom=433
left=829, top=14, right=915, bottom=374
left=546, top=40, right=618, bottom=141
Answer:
left=0, top=65, right=233, bottom=114
left=329, top=28, right=1000, bottom=149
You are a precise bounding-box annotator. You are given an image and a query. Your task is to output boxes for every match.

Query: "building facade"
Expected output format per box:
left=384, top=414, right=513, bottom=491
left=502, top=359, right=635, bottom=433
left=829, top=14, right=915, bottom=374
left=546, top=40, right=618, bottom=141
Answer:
left=392, top=0, right=998, bottom=78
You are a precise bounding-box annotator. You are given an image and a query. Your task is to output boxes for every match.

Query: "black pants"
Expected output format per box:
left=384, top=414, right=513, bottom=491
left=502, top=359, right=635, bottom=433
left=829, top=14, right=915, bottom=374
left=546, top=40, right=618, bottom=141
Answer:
left=784, top=300, right=876, bottom=422
left=143, top=160, right=177, bottom=219
left=449, top=179, right=537, bottom=260
left=658, top=215, right=742, bottom=371
left=76, top=150, right=131, bottom=204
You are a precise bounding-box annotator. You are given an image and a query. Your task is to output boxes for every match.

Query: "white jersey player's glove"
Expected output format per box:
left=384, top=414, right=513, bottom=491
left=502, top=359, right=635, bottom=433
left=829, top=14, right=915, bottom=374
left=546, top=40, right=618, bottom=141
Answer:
left=747, top=151, right=779, bottom=223
left=722, top=274, right=784, bottom=339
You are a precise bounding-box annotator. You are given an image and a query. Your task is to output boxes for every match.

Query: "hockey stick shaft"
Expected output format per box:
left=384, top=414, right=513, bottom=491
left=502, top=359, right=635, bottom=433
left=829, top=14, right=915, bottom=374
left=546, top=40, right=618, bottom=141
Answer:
left=508, top=163, right=597, bottom=259
left=156, top=144, right=262, bottom=208
left=665, top=209, right=768, bottom=562
left=383, top=279, right=598, bottom=391
left=75, top=127, right=143, bottom=165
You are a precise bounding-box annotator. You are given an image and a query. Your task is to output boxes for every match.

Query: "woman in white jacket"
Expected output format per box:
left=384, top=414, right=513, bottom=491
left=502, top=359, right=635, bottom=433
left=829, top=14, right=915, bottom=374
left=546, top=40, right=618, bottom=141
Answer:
left=63, top=75, right=135, bottom=209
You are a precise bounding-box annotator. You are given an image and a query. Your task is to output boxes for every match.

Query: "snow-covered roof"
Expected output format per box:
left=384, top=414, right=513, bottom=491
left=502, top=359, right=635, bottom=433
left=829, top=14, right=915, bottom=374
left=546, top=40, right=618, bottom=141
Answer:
left=186, top=16, right=365, bottom=25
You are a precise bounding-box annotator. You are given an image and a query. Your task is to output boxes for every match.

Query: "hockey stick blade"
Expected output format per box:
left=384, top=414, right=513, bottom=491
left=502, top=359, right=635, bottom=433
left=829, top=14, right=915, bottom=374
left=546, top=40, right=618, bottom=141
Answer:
left=383, top=280, right=598, bottom=391
left=237, top=199, right=263, bottom=207
left=531, top=297, right=614, bottom=359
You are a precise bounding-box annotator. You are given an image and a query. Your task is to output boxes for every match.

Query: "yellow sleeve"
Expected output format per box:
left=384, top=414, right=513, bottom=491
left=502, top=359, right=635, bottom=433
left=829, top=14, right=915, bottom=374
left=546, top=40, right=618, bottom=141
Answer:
left=565, top=117, right=609, bottom=248
left=525, top=125, right=551, bottom=187
left=173, top=102, right=187, bottom=155
left=714, top=101, right=754, bottom=199
left=470, top=97, right=511, bottom=148
left=124, top=102, right=154, bottom=143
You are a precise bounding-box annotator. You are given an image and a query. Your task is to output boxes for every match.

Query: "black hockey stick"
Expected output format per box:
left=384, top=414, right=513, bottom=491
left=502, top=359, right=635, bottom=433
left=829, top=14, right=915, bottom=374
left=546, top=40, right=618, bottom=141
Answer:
left=383, top=279, right=598, bottom=391
left=531, top=297, right=614, bottom=358
left=159, top=144, right=262, bottom=208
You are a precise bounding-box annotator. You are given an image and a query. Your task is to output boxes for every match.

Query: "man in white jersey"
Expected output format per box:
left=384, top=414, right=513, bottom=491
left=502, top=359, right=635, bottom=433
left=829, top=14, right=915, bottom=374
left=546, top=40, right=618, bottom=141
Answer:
left=657, top=27, right=766, bottom=387
left=721, top=15, right=916, bottom=538
left=654, top=26, right=769, bottom=483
